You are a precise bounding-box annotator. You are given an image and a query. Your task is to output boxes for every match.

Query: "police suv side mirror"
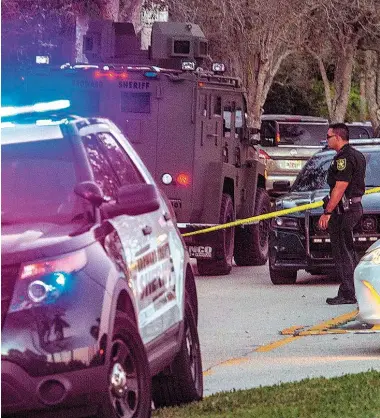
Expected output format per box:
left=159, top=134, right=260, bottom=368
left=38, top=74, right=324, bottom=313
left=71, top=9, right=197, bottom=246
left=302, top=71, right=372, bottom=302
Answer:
left=75, top=181, right=106, bottom=207
left=102, top=183, right=160, bottom=218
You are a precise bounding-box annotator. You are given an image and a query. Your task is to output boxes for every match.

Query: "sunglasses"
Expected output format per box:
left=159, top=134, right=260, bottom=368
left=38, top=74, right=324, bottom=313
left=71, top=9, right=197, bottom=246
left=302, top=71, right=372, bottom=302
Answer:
left=326, top=134, right=336, bottom=140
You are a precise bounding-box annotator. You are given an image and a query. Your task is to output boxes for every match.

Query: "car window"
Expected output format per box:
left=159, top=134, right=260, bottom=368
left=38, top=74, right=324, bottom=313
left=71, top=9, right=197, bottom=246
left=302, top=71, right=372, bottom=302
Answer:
left=291, top=154, right=333, bottom=191
left=2, top=139, right=83, bottom=225
left=291, top=149, right=380, bottom=192
left=348, top=126, right=370, bottom=139
left=278, top=123, right=328, bottom=145
left=260, top=120, right=276, bottom=146
left=97, top=132, right=145, bottom=186
left=82, top=134, right=119, bottom=199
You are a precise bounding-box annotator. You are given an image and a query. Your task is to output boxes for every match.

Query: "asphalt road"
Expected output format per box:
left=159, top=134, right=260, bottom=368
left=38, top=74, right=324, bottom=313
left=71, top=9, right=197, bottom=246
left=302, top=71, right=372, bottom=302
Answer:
left=193, top=262, right=380, bottom=396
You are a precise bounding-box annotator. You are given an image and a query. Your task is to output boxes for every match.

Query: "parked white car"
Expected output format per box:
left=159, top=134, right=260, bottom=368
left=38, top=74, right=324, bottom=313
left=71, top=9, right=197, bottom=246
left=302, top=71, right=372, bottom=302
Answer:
left=354, top=239, right=380, bottom=325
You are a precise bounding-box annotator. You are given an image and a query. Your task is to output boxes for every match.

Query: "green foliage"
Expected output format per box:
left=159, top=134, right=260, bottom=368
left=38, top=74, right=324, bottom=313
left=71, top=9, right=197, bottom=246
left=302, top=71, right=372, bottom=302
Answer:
left=153, top=370, right=380, bottom=418
left=264, top=77, right=366, bottom=122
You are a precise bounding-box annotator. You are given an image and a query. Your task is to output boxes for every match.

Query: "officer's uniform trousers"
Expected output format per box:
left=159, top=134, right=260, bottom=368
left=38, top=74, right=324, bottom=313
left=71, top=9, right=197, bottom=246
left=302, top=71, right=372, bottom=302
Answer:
left=328, top=202, right=363, bottom=300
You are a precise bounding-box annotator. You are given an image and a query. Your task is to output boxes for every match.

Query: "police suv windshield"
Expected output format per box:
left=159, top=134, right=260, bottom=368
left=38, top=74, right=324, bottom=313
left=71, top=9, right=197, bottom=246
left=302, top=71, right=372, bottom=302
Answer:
left=2, top=139, right=84, bottom=225
left=291, top=148, right=380, bottom=192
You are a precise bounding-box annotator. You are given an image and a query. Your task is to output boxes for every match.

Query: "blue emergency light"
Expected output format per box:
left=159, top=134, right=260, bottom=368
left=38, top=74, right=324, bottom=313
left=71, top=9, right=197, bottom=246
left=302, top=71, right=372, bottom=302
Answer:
left=0, top=100, right=70, bottom=118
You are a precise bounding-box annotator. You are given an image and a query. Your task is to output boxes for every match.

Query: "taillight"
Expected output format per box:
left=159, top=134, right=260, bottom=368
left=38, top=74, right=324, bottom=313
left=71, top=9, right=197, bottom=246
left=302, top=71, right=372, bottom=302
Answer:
left=275, top=132, right=280, bottom=144
left=176, top=173, right=191, bottom=187
left=259, top=149, right=272, bottom=160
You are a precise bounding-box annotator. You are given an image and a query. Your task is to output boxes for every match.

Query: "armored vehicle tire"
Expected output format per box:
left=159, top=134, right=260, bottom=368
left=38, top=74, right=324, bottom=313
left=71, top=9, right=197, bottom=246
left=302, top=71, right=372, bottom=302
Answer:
left=197, top=193, right=235, bottom=276
left=152, top=292, right=203, bottom=408
left=234, top=188, right=270, bottom=266
left=100, top=312, right=151, bottom=418
left=269, top=266, right=297, bottom=285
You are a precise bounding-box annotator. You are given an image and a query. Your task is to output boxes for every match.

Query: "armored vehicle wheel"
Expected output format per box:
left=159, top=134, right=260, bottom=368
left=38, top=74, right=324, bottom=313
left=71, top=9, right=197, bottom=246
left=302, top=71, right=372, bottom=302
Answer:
left=197, top=193, right=235, bottom=276
left=234, top=188, right=270, bottom=266
left=152, top=292, right=203, bottom=408
left=269, top=266, right=297, bottom=285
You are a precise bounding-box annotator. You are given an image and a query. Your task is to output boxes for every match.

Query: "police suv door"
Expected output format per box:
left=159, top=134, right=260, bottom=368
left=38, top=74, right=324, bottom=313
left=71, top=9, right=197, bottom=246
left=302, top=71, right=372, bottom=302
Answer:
left=89, top=127, right=182, bottom=341
left=107, top=127, right=185, bottom=334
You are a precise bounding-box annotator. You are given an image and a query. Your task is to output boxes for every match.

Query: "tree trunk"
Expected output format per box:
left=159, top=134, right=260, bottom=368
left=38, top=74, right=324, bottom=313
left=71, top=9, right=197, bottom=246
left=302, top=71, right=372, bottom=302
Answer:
left=102, top=0, right=120, bottom=21
left=364, top=50, right=380, bottom=135
left=331, top=44, right=356, bottom=123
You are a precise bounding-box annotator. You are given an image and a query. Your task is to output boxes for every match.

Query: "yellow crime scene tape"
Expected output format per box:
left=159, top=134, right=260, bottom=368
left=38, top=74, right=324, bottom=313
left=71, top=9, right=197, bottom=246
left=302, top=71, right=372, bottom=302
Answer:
left=182, top=187, right=380, bottom=238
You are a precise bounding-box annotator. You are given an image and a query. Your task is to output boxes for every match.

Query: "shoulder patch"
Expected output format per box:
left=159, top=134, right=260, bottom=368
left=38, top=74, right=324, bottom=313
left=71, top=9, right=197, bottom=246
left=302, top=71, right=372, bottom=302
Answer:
left=337, top=158, right=346, bottom=171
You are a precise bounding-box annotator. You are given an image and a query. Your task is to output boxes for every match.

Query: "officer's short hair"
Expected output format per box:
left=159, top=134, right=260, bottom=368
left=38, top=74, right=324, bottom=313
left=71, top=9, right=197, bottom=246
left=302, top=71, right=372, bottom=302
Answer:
left=330, top=123, right=349, bottom=141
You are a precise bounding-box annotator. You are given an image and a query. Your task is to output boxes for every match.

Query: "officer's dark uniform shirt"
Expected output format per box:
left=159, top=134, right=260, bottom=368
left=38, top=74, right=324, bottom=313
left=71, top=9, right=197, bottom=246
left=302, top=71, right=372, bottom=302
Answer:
left=327, top=143, right=366, bottom=198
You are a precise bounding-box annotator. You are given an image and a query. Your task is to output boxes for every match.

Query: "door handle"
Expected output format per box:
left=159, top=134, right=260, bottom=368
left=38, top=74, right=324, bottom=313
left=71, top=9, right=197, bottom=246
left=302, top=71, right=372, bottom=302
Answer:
left=163, top=212, right=171, bottom=221
left=142, top=225, right=152, bottom=236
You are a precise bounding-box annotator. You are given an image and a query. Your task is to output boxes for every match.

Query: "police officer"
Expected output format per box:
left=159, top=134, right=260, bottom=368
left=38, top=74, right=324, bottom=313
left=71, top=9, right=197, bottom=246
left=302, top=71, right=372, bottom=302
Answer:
left=318, top=123, right=366, bottom=305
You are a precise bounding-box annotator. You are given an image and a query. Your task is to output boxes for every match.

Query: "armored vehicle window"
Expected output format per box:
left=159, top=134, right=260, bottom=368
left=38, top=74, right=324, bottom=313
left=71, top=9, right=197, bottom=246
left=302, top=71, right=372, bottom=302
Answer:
left=173, top=40, right=190, bottom=55
left=213, top=96, right=222, bottom=116
left=82, top=134, right=119, bottom=199
left=97, top=132, right=145, bottom=186
left=121, top=92, right=151, bottom=114
left=223, top=103, right=232, bottom=137
left=235, top=106, right=243, bottom=140
left=199, top=93, right=208, bottom=117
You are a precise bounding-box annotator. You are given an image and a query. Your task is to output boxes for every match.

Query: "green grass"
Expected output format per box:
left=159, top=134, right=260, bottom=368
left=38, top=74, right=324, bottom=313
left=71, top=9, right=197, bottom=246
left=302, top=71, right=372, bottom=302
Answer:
left=153, top=370, right=380, bottom=418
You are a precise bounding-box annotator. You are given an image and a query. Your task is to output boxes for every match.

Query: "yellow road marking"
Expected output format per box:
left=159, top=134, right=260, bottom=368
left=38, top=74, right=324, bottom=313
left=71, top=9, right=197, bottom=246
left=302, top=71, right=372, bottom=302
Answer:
left=259, top=310, right=358, bottom=352
left=280, top=325, right=304, bottom=335
left=305, top=310, right=358, bottom=332
left=255, top=336, right=304, bottom=352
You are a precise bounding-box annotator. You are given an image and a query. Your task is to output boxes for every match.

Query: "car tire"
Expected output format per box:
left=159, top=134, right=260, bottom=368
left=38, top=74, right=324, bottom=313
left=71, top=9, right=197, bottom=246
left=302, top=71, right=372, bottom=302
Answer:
left=99, top=312, right=152, bottom=418
left=234, top=188, right=270, bottom=266
left=152, top=294, right=203, bottom=408
left=269, top=265, right=297, bottom=285
left=197, top=193, right=235, bottom=276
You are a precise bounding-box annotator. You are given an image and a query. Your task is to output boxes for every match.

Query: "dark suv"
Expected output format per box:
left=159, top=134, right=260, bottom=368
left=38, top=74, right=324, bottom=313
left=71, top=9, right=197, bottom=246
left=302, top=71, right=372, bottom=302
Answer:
left=1, top=102, right=203, bottom=417
left=269, top=140, right=380, bottom=285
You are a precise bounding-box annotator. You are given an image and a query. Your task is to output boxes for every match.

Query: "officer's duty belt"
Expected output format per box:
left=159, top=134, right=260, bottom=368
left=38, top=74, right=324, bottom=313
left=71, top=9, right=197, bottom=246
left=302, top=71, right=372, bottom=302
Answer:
left=349, top=196, right=362, bottom=204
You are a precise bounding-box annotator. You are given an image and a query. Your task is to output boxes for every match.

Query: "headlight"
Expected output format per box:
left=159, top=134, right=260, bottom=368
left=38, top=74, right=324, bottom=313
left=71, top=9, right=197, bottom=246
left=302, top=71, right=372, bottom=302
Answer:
left=361, top=248, right=380, bottom=265
left=271, top=216, right=299, bottom=230
left=9, top=250, right=87, bottom=313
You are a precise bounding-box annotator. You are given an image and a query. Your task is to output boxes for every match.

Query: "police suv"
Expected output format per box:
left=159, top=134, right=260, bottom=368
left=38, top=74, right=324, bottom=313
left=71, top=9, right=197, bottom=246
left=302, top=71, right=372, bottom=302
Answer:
left=1, top=101, right=203, bottom=417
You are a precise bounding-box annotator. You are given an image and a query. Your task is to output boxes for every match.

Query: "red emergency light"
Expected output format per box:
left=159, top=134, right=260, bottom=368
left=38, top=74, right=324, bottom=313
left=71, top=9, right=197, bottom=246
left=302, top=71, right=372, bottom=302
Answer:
left=176, top=173, right=191, bottom=187
left=94, top=71, right=128, bottom=80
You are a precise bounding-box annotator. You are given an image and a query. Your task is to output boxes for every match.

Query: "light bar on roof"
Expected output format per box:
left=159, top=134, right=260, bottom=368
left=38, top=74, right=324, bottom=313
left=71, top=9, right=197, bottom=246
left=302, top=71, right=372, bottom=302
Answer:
left=0, top=100, right=70, bottom=118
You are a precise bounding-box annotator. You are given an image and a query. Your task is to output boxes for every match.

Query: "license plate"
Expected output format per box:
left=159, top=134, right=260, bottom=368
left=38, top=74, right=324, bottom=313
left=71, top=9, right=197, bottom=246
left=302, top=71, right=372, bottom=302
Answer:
left=169, top=199, right=182, bottom=209
left=188, top=245, right=213, bottom=259
left=280, top=160, right=303, bottom=170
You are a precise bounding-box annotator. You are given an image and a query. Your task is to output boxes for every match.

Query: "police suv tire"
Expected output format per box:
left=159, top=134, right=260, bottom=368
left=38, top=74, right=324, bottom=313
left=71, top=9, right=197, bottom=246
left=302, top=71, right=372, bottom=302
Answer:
left=234, top=188, right=270, bottom=266
left=197, top=193, right=235, bottom=276
left=269, top=266, right=297, bottom=285
left=99, top=312, right=152, bottom=418
left=152, top=294, right=203, bottom=408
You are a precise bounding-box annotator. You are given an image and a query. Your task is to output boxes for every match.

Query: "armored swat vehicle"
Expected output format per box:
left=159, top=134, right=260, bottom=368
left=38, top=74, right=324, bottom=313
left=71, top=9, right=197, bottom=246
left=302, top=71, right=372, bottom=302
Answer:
left=18, top=21, right=270, bottom=275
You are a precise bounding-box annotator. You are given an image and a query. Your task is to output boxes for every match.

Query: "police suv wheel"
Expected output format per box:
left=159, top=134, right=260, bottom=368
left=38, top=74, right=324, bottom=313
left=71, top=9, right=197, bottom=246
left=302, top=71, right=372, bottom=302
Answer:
left=100, top=313, right=151, bottom=418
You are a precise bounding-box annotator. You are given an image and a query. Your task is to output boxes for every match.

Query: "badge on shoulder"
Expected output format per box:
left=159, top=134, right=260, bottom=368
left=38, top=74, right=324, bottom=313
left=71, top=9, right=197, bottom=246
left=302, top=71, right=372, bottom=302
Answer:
left=337, top=158, right=346, bottom=171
